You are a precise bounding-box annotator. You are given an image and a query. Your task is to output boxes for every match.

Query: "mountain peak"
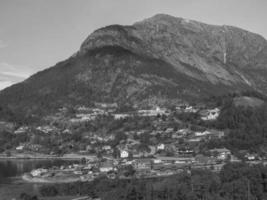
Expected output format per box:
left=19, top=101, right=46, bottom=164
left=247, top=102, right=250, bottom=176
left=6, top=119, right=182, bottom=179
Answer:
left=135, top=13, right=202, bottom=27
left=145, top=13, right=178, bottom=21
left=134, top=13, right=182, bottom=25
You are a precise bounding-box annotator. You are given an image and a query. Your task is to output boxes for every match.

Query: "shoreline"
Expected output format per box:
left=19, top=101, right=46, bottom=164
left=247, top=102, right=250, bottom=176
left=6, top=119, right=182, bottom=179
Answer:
left=0, top=153, right=97, bottom=160
left=22, top=173, right=81, bottom=183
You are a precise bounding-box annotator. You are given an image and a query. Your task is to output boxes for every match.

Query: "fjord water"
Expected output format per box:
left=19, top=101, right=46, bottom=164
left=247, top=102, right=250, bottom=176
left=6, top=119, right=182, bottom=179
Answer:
left=0, top=159, right=77, bottom=183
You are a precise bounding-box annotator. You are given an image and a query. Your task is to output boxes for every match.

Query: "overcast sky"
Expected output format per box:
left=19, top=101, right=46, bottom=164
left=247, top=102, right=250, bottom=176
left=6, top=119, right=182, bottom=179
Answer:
left=0, top=0, right=266, bottom=89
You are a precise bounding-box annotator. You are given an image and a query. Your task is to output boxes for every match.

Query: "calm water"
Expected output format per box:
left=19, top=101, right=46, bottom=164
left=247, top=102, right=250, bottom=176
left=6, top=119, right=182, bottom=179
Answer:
left=0, top=159, right=78, bottom=183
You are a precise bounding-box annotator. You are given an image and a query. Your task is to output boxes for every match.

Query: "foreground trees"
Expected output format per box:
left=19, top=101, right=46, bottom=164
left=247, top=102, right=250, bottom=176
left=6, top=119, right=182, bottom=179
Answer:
left=37, top=162, right=267, bottom=200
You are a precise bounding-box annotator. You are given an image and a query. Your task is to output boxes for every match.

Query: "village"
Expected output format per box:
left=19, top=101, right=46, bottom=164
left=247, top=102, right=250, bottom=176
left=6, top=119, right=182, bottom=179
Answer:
left=8, top=102, right=264, bottom=184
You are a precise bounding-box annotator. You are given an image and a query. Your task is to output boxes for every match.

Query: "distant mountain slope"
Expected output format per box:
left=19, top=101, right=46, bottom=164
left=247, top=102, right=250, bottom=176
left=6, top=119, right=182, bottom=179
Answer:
left=0, top=14, right=267, bottom=118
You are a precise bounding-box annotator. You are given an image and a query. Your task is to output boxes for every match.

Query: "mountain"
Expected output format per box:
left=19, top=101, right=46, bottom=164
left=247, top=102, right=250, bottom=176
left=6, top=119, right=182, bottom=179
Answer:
left=0, top=14, right=267, bottom=118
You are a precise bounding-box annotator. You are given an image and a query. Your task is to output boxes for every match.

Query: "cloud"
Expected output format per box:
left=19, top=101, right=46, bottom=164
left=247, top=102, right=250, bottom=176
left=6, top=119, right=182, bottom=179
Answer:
left=0, top=62, right=34, bottom=90
left=0, top=62, right=33, bottom=78
left=0, top=40, right=7, bottom=49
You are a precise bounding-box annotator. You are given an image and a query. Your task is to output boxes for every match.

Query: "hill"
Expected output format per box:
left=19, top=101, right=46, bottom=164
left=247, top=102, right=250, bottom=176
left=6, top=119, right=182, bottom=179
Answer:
left=233, top=96, right=264, bottom=108
left=1, top=14, right=267, bottom=120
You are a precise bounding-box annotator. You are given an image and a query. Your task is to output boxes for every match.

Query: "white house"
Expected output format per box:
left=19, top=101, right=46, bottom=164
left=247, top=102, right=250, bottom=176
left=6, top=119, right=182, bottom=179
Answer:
left=245, top=154, right=257, bottom=161
left=184, top=106, right=198, bottom=113
left=210, top=148, right=231, bottom=160
left=113, top=113, right=130, bottom=120
left=16, top=145, right=25, bottom=151
left=201, top=108, right=220, bottom=121
left=120, top=150, right=129, bottom=158
left=31, top=168, right=48, bottom=177
left=14, top=126, right=29, bottom=134
left=102, top=145, right=112, bottom=151
left=157, top=144, right=165, bottom=150
left=194, top=131, right=211, bottom=137
left=138, top=107, right=167, bottom=117
left=153, top=159, right=162, bottom=164
left=99, top=161, right=114, bottom=172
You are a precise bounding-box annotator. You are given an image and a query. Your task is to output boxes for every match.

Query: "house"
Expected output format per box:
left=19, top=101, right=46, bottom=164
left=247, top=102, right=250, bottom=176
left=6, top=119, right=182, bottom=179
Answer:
left=208, top=130, right=225, bottom=139
left=184, top=106, right=198, bottom=113
left=120, top=150, right=129, bottom=158
left=195, top=154, right=213, bottom=164
left=177, top=129, right=190, bottom=136
left=134, top=159, right=152, bottom=170
left=86, top=145, right=93, bottom=151
left=99, top=161, right=114, bottom=172
left=36, top=126, right=57, bottom=134
left=26, top=144, right=43, bottom=152
left=138, top=107, right=168, bottom=117
left=187, top=137, right=202, bottom=143
left=31, top=168, right=48, bottom=177
left=14, top=126, right=29, bottom=134
left=102, top=145, right=111, bottom=151
left=177, top=148, right=194, bottom=155
left=245, top=153, right=257, bottom=161
left=113, top=114, right=130, bottom=120
left=95, top=102, right=118, bottom=109
left=16, top=145, right=25, bottom=151
left=76, top=105, right=91, bottom=112
left=153, top=159, right=162, bottom=164
left=172, top=133, right=183, bottom=139
left=165, top=128, right=174, bottom=134
left=63, top=129, right=71, bottom=134
left=200, top=108, right=220, bottom=121
left=210, top=148, right=231, bottom=160
left=194, top=131, right=211, bottom=137
left=74, top=171, right=83, bottom=175
left=157, top=144, right=165, bottom=150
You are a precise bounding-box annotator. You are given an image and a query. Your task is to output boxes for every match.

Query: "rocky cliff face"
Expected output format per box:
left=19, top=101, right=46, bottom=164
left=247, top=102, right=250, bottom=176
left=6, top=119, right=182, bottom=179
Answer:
left=80, top=14, right=267, bottom=88
left=0, top=14, right=267, bottom=117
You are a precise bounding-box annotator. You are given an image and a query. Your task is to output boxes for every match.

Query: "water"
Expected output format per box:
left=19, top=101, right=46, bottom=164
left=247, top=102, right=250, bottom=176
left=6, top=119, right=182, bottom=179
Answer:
left=0, top=159, right=80, bottom=199
left=0, top=159, right=78, bottom=183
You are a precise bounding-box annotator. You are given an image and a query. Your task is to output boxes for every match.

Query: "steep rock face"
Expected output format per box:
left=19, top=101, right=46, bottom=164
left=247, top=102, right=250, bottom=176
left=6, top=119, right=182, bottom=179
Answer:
left=81, top=14, right=267, bottom=89
left=0, top=14, right=267, bottom=117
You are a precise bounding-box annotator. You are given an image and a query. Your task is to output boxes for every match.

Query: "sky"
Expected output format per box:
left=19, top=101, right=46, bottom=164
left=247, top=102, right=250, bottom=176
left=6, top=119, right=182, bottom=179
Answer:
left=0, top=0, right=266, bottom=89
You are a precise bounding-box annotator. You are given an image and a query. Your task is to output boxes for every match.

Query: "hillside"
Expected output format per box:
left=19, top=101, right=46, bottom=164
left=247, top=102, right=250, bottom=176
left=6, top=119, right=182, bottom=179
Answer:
left=1, top=14, right=267, bottom=119
left=233, top=96, right=264, bottom=108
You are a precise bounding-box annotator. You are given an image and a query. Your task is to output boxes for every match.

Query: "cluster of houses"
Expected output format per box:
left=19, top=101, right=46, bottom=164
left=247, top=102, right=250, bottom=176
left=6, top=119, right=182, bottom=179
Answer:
left=69, top=103, right=170, bottom=122
left=16, top=143, right=43, bottom=152
left=176, top=103, right=220, bottom=121
left=30, top=144, right=263, bottom=184
left=29, top=146, right=235, bottom=183
left=17, top=102, right=267, bottom=183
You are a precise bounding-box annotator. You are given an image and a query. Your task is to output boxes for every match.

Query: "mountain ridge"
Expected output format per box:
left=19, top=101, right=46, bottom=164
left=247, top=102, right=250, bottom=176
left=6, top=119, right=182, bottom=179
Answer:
left=0, top=14, right=267, bottom=120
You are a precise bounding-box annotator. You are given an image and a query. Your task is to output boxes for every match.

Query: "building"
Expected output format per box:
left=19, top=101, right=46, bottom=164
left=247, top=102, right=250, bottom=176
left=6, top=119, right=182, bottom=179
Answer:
left=195, top=130, right=211, bottom=137
left=99, top=161, right=114, bottom=173
left=31, top=168, right=48, bottom=177
left=184, top=106, right=198, bottom=113
left=120, top=150, right=129, bottom=158
left=138, top=107, right=168, bottom=117
left=210, top=148, right=231, bottom=160
left=200, top=108, right=220, bottom=121
left=102, top=145, right=112, bottom=151
left=157, top=144, right=165, bottom=150
left=155, top=156, right=195, bottom=164
left=113, top=113, right=130, bottom=120
left=208, top=130, right=225, bottom=139
left=14, top=126, right=29, bottom=134
left=16, top=145, right=25, bottom=151
left=245, top=153, right=257, bottom=161
left=134, top=159, right=152, bottom=170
